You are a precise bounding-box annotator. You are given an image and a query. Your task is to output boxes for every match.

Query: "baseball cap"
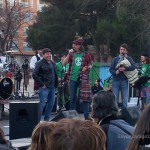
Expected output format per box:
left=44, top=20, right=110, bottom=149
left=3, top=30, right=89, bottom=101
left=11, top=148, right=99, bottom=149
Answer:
left=42, top=48, right=51, bottom=54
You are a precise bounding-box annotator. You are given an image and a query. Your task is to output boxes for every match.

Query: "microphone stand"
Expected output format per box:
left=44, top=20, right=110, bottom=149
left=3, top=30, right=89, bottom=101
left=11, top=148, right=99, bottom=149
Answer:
left=10, top=56, right=17, bottom=99
left=14, top=67, right=18, bottom=99
left=58, top=62, right=65, bottom=112
left=99, top=78, right=104, bottom=86
left=22, top=63, right=27, bottom=100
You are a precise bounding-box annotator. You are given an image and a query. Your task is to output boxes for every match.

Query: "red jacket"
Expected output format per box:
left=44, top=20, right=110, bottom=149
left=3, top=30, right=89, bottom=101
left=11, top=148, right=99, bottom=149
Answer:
left=6, top=71, right=13, bottom=78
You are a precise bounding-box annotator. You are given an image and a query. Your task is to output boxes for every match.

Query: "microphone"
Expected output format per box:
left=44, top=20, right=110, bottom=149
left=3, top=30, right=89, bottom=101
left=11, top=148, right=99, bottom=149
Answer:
left=69, top=49, right=74, bottom=54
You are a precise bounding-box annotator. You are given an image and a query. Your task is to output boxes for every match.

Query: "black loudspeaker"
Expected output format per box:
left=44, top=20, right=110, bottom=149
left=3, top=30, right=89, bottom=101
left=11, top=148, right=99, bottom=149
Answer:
left=64, top=100, right=83, bottom=113
left=10, top=101, right=40, bottom=140
left=51, top=110, right=79, bottom=122
left=120, top=106, right=141, bottom=126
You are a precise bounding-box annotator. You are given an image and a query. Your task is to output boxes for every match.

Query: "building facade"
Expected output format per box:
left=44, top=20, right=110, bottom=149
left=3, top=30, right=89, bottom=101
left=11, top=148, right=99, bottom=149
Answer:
left=0, top=0, right=48, bottom=65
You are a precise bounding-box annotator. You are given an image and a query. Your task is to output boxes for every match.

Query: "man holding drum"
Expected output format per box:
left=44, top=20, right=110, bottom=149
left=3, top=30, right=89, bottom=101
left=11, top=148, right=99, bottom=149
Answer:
left=109, top=43, right=136, bottom=109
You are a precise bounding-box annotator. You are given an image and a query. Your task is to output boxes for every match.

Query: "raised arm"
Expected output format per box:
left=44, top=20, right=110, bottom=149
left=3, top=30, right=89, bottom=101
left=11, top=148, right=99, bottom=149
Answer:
left=62, top=49, right=74, bottom=66
left=62, top=54, right=70, bottom=66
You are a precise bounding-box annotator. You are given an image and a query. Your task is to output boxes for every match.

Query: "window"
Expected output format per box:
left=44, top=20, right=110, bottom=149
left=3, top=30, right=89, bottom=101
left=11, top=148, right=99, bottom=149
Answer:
left=23, top=27, right=28, bottom=36
left=21, top=0, right=29, bottom=2
left=19, top=0, right=29, bottom=7
left=24, top=12, right=33, bottom=21
left=11, top=41, right=18, bottom=50
left=9, top=0, right=15, bottom=4
left=39, top=0, right=44, bottom=4
left=14, top=30, right=19, bottom=36
left=23, top=42, right=32, bottom=51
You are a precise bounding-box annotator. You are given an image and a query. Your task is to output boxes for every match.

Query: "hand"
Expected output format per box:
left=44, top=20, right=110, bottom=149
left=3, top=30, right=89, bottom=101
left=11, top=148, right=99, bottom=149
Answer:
left=118, top=66, right=125, bottom=72
left=82, top=66, right=88, bottom=72
left=42, top=84, right=46, bottom=88
left=58, top=78, right=62, bottom=81
left=69, top=49, right=74, bottom=54
left=88, top=65, right=92, bottom=69
left=116, top=70, right=120, bottom=74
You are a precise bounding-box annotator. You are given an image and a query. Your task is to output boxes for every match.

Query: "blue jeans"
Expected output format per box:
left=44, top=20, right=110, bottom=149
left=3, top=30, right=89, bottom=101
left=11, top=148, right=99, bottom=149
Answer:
left=83, top=101, right=90, bottom=118
left=38, top=87, right=55, bottom=121
left=112, top=79, right=128, bottom=109
left=69, top=80, right=90, bottom=118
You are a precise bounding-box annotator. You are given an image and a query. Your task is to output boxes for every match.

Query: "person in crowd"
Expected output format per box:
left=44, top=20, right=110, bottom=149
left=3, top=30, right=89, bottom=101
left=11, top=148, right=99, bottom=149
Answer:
left=5, top=70, right=13, bottom=79
left=49, top=118, right=106, bottom=150
left=30, top=48, right=43, bottom=70
left=91, top=90, right=134, bottom=150
left=103, top=76, right=113, bottom=92
left=91, top=78, right=103, bottom=95
left=30, top=48, right=43, bottom=93
left=127, top=105, right=150, bottom=150
left=0, top=127, right=15, bottom=150
left=15, top=69, right=22, bottom=91
left=33, top=48, right=58, bottom=121
left=28, top=121, right=56, bottom=150
left=139, top=53, right=150, bottom=109
left=109, top=43, right=136, bottom=109
left=22, top=59, right=30, bottom=91
left=56, top=54, right=69, bottom=111
left=63, top=38, right=93, bottom=120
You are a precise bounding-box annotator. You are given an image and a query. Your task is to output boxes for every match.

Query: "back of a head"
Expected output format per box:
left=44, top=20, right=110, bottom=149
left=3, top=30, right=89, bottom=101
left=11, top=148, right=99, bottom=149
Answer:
left=0, top=127, right=6, bottom=144
left=136, top=105, right=150, bottom=133
left=28, top=121, right=56, bottom=150
left=49, top=119, right=106, bottom=150
left=0, top=128, right=12, bottom=150
left=92, top=90, right=118, bottom=119
left=127, top=105, right=150, bottom=150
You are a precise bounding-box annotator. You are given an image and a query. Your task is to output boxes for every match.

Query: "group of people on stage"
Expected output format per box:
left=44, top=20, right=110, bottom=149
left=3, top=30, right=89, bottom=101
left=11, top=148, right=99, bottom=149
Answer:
left=31, top=39, right=94, bottom=121
left=29, top=39, right=150, bottom=122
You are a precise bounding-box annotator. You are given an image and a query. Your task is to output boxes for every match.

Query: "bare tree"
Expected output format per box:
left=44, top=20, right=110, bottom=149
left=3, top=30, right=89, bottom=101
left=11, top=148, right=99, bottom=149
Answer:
left=0, top=0, right=34, bottom=53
